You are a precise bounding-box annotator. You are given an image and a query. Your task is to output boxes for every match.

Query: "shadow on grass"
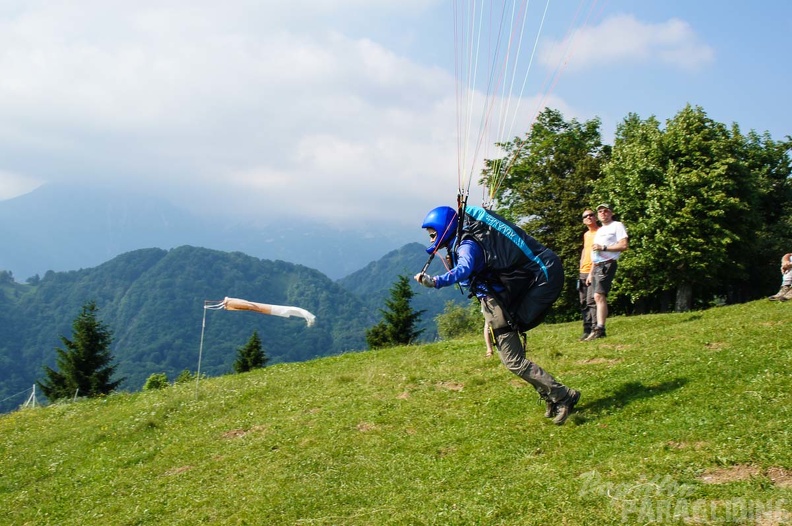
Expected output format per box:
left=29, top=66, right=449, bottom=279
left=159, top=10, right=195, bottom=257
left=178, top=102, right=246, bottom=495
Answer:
left=573, top=378, right=688, bottom=424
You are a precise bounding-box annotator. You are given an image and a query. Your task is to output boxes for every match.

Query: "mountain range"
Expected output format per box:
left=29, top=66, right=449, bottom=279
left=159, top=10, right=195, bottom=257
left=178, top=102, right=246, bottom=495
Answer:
left=0, top=184, right=422, bottom=281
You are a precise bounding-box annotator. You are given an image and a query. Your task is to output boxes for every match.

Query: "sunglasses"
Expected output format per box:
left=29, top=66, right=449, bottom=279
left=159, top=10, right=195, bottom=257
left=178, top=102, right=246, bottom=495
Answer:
left=429, top=232, right=438, bottom=240
left=582, top=213, right=595, bottom=219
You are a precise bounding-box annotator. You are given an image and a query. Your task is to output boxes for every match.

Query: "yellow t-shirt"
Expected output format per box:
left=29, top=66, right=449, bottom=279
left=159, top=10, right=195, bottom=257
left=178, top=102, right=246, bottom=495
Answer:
left=580, top=229, right=597, bottom=273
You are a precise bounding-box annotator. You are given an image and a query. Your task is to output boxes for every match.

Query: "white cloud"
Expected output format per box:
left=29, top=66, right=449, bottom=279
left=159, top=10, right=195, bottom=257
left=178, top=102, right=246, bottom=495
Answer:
left=539, top=14, right=714, bottom=72
left=0, top=1, right=582, bottom=229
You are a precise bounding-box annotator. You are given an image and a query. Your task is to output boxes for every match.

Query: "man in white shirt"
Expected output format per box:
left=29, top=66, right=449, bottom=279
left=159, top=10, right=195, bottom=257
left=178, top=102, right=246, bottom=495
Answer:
left=584, top=204, right=629, bottom=341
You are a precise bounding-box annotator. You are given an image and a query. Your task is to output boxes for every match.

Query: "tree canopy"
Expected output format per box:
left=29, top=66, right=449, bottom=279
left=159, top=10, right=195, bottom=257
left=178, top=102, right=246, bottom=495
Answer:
left=595, top=105, right=792, bottom=311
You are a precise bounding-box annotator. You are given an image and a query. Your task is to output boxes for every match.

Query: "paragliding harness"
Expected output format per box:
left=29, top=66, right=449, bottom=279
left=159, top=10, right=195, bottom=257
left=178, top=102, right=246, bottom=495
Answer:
left=453, top=203, right=551, bottom=338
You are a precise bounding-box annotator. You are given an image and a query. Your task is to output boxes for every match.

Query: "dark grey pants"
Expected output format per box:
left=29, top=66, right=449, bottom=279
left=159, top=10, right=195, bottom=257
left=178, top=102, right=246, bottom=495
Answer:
left=479, top=256, right=572, bottom=404
left=578, top=272, right=596, bottom=334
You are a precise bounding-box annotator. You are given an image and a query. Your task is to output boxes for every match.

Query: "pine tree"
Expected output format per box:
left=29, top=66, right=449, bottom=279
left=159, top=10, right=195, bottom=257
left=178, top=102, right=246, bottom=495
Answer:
left=366, top=275, right=424, bottom=349
left=38, top=301, right=123, bottom=401
left=233, top=330, right=267, bottom=373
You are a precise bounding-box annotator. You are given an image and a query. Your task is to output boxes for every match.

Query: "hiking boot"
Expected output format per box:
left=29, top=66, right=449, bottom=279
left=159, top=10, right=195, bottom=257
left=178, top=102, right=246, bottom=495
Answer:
left=769, top=285, right=791, bottom=300
left=544, top=399, right=556, bottom=418
left=553, top=390, right=580, bottom=425
left=584, top=326, right=605, bottom=341
left=780, top=286, right=792, bottom=302
left=578, top=332, right=590, bottom=341
left=539, top=394, right=556, bottom=418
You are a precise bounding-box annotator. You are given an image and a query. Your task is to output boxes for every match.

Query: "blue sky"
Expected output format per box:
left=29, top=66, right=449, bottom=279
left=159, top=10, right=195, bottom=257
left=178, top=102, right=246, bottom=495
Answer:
left=0, top=1, right=789, bottom=234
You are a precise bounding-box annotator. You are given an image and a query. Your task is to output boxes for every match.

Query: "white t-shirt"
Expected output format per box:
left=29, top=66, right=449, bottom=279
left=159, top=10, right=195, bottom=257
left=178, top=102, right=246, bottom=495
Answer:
left=592, top=221, right=628, bottom=263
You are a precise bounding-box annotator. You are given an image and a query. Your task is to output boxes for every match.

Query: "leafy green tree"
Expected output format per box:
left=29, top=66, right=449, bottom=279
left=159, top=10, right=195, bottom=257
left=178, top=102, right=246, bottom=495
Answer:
left=596, top=105, right=792, bottom=311
left=593, top=112, right=675, bottom=311
left=486, top=108, right=611, bottom=319
left=728, top=128, right=792, bottom=300
left=233, top=330, right=267, bottom=373
left=366, top=275, right=425, bottom=349
left=38, top=301, right=123, bottom=401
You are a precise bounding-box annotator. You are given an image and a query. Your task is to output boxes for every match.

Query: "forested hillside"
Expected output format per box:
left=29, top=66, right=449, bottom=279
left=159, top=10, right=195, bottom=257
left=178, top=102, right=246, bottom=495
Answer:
left=0, top=247, right=373, bottom=410
left=0, top=243, right=469, bottom=413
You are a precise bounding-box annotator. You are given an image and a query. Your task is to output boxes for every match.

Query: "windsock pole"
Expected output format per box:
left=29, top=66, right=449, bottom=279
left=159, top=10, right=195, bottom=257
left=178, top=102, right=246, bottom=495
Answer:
left=196, top=300, right=214, bottom=399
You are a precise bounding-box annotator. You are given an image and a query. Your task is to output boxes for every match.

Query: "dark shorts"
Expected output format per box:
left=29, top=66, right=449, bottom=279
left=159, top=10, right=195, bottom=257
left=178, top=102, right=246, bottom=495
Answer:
left=591, top=260, right=618, bottom=295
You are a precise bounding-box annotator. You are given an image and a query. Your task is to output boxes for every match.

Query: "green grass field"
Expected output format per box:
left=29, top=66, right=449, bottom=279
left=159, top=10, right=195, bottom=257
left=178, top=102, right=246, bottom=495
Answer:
left=1, top=300, right=790, bottom=525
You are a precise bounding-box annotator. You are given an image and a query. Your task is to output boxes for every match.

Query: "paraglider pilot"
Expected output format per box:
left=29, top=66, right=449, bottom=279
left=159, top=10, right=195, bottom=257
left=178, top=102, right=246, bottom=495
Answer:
left=414, top=206, right=580, bottom=425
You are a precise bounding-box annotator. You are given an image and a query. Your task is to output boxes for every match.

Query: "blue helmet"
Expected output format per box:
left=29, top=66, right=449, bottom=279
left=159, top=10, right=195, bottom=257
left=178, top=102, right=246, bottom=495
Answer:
left=421, top=206, right=458, bottom=254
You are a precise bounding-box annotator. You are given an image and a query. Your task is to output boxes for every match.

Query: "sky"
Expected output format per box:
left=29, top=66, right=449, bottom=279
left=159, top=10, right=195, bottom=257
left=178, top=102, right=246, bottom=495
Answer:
left=0, top=0, right=790, bottom=234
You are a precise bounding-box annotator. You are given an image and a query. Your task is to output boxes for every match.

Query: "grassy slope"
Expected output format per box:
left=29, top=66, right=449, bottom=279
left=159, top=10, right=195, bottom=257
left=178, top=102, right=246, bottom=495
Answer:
left=1, top=300, right=790, bottom=525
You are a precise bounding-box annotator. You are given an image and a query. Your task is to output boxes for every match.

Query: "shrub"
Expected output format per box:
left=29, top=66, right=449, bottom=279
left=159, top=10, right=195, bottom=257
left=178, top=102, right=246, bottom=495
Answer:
left=143, top=373, right=169, bottom=390
left=175, top=369, right=205, bottom=384
left=436, top=299, right=482, bottom=339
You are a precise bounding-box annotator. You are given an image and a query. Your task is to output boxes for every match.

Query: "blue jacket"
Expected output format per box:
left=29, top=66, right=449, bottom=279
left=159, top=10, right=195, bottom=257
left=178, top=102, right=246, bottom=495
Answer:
left=434, top=238, right=486, bottom=293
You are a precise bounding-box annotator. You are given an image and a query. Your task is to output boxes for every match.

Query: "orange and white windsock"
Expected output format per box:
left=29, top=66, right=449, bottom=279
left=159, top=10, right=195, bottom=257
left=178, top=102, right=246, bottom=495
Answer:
left=205, top=297, right=316, bottom=327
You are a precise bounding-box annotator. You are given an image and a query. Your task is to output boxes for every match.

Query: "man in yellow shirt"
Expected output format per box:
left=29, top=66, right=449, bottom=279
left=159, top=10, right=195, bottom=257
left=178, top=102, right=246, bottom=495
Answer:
left=578, top=209, right=599, bottom=340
